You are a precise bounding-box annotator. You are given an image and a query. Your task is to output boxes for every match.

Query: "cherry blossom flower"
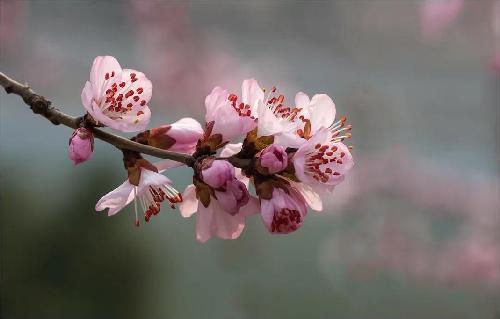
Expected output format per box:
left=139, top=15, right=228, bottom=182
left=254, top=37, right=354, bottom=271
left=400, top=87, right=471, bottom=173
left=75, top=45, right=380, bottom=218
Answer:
left=260, top=186, right=307, bottom=234
left=96, top=165, right=181, bottom=226
left=68, top=128, right=93, bottom=165
left=292, top=128, right=354, bottom=193
left=256, top=88, right=337, bottom=148
left=81, top=56, right=152, bottom=132
left=205, top=79, right=262, bottom=141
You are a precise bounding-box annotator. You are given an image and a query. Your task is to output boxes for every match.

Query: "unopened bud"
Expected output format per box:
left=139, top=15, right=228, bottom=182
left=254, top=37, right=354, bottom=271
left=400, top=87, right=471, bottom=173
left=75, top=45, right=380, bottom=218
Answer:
left=68, top=128, right=94, bottom=165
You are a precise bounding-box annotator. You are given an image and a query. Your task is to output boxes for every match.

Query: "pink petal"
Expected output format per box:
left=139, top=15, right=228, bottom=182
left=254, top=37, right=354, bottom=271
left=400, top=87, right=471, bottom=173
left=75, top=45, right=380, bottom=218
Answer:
left=167, top=117, right=203, bottom=152
left=241, top=78, right=264, bottom=112
left=108, top=105, right=152, bottom=132
left=295, top=92, right=310, bottom=109
left=95, top=180, right=135, bottom=216
left=220, top=143, right=242, bottom=157
left=179, top=184, right=198, bottom=218
left=205, top=86, right=229, bottom=122
left=239, top=196, right=260, bottom=217
left=196, top=200, right=245, bottom=243
left=293, top=182, right=323, bottom=211
left=120, top=69, right=152, bottom=109
left=90, top=56, right=122, bottom=98
left=81, top=81, right=94, bottom=114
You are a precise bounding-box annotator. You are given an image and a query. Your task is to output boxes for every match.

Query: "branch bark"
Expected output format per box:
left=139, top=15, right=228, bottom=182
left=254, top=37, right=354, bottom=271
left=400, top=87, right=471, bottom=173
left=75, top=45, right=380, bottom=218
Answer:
left=0, top=71, right=194, bottom=165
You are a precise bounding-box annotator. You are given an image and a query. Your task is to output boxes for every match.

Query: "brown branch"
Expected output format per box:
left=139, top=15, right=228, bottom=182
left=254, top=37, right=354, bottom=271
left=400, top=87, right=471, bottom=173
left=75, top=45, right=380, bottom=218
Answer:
left=0, top=71, right=194, bottom=166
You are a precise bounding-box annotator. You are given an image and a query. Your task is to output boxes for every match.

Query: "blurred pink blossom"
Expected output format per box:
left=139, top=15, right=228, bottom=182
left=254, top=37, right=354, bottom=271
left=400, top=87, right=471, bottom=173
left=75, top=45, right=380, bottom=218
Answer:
left=0, top=0, right=25, bottom=56
left=436, top=235, right=500, bottom=287
left=129, top=0, right=248, bottom=113
left=419, top=0, right=465, bottom=41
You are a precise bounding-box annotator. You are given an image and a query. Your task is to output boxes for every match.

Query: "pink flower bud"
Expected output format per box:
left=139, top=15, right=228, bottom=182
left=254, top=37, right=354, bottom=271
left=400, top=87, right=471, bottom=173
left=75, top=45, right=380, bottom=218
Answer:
left=261, top=187, right=307, bottom=234
left=215, top=179, right=250, bottom=215
left=259, top=145, right=288, bottom=174
left=68, top=128, right=94, bottom=165
left=201, top=159, right=235, bottom=188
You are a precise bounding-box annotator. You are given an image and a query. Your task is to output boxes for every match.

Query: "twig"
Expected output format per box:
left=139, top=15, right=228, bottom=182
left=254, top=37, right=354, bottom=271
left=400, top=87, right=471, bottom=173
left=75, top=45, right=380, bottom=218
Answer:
left=0, top=71, right=194, bottom=165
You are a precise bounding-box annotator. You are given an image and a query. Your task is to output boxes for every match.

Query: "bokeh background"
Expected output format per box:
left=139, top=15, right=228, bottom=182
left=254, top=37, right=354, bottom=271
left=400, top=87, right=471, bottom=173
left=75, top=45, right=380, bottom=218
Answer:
left=1, top=0, right=499, bottom=318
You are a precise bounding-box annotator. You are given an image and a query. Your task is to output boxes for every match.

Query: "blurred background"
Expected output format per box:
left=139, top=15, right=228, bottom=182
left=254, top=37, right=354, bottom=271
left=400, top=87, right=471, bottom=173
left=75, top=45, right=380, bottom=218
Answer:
left=1, top=0, right=499, bottom=318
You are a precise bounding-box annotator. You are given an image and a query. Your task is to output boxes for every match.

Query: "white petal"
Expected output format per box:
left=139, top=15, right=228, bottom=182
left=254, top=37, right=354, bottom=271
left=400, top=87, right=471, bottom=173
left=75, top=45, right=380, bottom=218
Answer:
left=95, top=180, right=135, bottom=216
left=220, top=143, right=243, bottom=157
left=293, top=182, right=323, bottom=212
left=241, top=78, right=264, bottom=113
left=309, top=94, right=336, bottom=133
left=138, top=169, right=171, bottom=194
left=295, top=92, right=310, bottom=109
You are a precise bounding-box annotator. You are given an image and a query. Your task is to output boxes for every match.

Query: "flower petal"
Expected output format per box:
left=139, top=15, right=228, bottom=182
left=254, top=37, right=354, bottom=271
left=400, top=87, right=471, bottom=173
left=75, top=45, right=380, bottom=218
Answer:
left=95, top=180, right=135, bottom=216
left=81, top=81, right=94, bottom=113
left=241, top=78, right=264, bottom=113
left=90, top=56, right=122, bottom=98
left=239, top=196, right=260, bottom=217
left=196, top=200, right=245, bottom=243
left=138, top=168, right=171, bottom=193
left=179, top=184, right=198, bottom=218
left=292, top=182, right=323, bottom=212
left=295, top=92, right=310, bottom=109
left=309, top=94, right=336, bottom=133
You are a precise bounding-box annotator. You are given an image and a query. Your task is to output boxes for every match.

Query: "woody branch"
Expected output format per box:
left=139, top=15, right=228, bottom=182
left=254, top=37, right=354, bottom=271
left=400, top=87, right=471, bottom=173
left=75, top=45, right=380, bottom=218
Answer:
left=0, top=71, right=194, bottom=166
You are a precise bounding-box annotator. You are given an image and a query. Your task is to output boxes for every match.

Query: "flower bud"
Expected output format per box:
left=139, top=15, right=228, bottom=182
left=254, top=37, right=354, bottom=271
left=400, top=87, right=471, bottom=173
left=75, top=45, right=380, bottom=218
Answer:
left=215, top=179, right=250, bottom=215
left=200, top=158, right=235, bottom=189
left=68, top=128, right=94, bottom=165
left=260, top=187, right=307, bottom=234
left=147, top=118, right=203, bottom=153
left=257, top=144, right=288, bottom=174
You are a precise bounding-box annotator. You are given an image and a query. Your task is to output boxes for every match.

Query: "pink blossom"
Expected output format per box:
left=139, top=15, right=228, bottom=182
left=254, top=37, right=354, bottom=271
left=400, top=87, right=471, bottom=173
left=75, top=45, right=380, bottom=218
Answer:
left=492, top=52, right=500, bottom=73
left=201, top=159, right=235, bottom=189
left=293, top=128, right=354, bottom=193
left=81, top=56, right=152, bottom=132
left=260, top=187, right=307, bottom=234
left=179, top=184, right=259, bottom=243
left=205, top=79, right=262, bottom=141
left=256, top=89, right=336, bottom=148
left=95, top=166, right=181, bottom=226
left=147, top=117, right=203, bottom=153
left=420, top=0, right=464, bottom=41
left=258, top=144, right=288, bottom=174
left=436, top=236, right=500, bottom=286
left=68, top=128, right=93, bottom=165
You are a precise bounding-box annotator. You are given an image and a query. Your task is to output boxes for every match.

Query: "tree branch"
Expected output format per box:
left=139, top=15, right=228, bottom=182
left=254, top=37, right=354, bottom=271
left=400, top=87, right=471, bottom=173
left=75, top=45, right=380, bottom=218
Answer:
left=0, top=71, right=194, bottom=166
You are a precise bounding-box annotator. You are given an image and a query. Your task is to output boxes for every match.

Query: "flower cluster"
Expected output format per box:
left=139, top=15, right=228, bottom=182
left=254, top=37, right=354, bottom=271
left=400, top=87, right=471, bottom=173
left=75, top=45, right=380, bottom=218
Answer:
left=76, top=56, right=354, bottom=242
